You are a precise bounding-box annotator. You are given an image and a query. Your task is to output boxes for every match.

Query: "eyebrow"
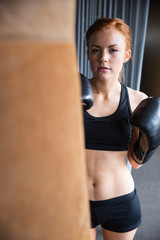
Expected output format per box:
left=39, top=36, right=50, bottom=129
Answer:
left=108, top=44, right=119, bottom=48
left=90, top=45, right=100, bottom=48
left=90, top=44, right=119, bottom=48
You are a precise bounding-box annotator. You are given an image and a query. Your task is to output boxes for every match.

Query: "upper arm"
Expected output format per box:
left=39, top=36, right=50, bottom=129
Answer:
left=127, top=87, right=148, bottom=113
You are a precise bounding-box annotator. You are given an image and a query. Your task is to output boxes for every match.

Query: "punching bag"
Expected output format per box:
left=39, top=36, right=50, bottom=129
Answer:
left=0, top=0, right=90, bottom=239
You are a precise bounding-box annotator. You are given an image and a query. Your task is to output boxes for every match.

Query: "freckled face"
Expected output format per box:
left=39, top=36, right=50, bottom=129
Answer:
left=87, top=27, right=131, bottom=81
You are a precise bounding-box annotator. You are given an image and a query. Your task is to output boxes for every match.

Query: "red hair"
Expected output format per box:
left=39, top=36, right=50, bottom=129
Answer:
left=86, top=17, right=132, bottom=51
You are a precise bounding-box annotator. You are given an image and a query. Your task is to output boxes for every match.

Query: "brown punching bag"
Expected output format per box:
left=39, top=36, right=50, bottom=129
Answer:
left=0, top=0, right=90, bottom=239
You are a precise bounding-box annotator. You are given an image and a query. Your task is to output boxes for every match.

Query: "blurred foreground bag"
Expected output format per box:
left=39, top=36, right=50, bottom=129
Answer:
left=0, top=1, right=90, bottom=239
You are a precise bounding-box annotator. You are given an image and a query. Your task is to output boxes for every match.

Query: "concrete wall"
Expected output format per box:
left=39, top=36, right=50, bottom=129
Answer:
left=140, top=1, right=160, bottom=97
left=134, top=2, right=160, bottom=239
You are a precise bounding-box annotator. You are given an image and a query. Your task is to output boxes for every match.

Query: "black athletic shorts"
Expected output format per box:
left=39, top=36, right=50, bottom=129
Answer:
left=89, top=189, right=142, bottom=233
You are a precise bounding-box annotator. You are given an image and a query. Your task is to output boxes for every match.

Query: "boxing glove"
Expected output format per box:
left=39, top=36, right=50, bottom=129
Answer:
left=130, top=97, right=160, bottom=165
left=80, top=73, right=94, bottom=110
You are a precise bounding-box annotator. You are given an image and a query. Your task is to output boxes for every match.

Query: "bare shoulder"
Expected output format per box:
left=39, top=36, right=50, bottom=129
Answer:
left=127, top=87, right=148, bottom=112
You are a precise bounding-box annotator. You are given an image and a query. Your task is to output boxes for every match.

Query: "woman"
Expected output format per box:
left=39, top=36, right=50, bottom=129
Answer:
left=83, top=18, right=147, bottom=240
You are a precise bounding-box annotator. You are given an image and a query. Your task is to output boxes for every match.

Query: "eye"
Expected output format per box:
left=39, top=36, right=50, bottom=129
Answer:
left=91, top=48, right=100, bottom=53
left=109, top=48, right=118, bottom=53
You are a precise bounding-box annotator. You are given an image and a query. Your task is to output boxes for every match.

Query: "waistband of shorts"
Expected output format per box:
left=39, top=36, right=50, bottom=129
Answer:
left=90, top=189, right=137, bottom=207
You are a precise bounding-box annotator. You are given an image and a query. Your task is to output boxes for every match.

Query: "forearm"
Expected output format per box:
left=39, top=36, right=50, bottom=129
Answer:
left=128, top=127, right=142, bottom=169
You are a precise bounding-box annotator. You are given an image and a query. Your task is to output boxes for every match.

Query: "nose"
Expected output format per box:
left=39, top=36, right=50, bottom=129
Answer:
left=100, top=49, right=109, bottom=63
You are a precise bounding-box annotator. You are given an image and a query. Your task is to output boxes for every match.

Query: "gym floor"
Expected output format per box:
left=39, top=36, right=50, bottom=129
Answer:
left=96, top=147, right=160, bottom=240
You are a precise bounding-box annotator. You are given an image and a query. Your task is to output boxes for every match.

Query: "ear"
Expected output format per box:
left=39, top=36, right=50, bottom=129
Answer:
left=123, top=50, right=131, bottom=63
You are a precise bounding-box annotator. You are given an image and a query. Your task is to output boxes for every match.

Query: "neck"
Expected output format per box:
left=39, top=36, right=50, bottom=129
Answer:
left=90, top=76, right=121, bottom=97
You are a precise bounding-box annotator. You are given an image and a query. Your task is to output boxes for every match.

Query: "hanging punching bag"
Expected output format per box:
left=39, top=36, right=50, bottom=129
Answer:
left=0, top=0, right=90, bottom=239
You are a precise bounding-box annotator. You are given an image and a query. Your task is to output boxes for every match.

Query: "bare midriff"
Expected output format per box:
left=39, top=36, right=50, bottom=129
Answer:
left=86, top=149, right=135, bottom=201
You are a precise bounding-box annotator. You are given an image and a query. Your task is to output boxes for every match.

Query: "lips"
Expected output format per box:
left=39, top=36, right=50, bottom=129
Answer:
left=98, top=66, right=111, bottom=72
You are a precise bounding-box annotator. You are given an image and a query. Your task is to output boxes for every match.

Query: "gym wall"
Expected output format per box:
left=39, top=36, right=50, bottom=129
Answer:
left=140, top=1, right=160, bottom=97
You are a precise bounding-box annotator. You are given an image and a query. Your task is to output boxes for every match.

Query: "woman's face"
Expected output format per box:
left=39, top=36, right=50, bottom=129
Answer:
left=87, top=27, right=131, bottom=81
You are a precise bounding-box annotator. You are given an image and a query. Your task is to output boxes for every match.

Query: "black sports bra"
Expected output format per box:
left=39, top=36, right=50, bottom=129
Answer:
left=83, top=83, right=132, bottom=151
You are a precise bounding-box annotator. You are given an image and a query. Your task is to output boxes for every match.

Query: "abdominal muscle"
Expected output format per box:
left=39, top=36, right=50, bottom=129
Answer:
left=86, top=149, right=135, bottom=201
